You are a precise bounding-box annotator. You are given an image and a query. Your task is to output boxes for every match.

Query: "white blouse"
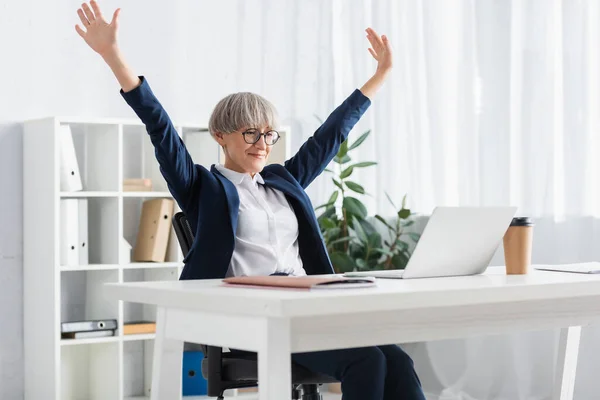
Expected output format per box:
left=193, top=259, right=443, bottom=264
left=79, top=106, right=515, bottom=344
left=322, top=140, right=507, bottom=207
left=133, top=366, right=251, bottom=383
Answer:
left=215, top=164, right=307, bottom=277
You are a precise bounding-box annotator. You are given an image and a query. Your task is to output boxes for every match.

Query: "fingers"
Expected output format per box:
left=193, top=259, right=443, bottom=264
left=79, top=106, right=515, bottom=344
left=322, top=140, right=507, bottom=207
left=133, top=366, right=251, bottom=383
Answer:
left=77, top=9, right=90, bottom=26
left=368, top=48, right=378, bottom=60
left=90, top=0, right=103, bottom=20
left=82, top=3, right=96, bottom=22
left=111, top=8, right=121, bottom=27
left=75, top=24, right=86, bottom=38
left=367, top=33, right=378, bottom=50
left=366, top=27, right=384, bottom=50
left=382, top=34, right=390, bottom=48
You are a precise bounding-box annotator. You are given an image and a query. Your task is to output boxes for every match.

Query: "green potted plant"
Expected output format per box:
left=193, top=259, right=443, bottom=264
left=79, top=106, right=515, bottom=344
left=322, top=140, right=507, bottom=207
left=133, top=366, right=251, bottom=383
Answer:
left=315, top=126, right=420, bottom=274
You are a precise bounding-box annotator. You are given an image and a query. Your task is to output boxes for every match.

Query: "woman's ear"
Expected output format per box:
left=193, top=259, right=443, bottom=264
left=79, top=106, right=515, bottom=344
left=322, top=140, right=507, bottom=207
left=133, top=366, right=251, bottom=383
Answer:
left=214, top=132, right=226, bottom=147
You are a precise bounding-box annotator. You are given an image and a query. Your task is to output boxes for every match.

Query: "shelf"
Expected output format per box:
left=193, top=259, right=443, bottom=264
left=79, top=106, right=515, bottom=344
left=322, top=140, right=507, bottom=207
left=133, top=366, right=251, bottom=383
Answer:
left=122, top=191, right=173, bottom=198
left=60, top=191, right=119, bottom=198
left=24, top=116, right=290, bottom=400
left=61, top=341, right=120, bottom=399
left=60, top=264, right=120, bottom=272
left=60, top=336, right=120, bottom=346
left=60, top=263, right=182, bottom=271
left=122, top=333, right=156, bottom=342
left=122, top=262, right=182, bottom=270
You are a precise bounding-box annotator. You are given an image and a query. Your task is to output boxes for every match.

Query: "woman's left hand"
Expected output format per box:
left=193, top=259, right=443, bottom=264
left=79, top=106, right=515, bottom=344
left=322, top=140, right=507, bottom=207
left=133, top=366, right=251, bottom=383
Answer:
left=366, top=28, right=392, bottom=75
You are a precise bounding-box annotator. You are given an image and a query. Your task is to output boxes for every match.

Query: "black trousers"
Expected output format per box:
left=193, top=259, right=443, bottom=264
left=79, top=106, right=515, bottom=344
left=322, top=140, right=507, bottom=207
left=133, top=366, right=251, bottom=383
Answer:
left=231, top=344, right=426, bottom=400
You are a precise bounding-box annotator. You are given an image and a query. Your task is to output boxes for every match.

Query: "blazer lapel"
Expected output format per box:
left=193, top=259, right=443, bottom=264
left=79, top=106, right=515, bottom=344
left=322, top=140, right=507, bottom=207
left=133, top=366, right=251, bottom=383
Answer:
left=211, top=165, right=240, bottom=236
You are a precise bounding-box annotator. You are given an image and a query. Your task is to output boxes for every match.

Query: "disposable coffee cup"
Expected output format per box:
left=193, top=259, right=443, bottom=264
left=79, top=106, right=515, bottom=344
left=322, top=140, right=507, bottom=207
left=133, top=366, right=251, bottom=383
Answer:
left=503, top=217, right=534, bottom=275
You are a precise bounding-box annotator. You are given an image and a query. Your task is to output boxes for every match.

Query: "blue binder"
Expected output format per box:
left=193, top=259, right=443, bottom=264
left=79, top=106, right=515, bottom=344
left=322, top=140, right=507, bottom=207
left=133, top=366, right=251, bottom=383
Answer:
left=182, top=351, right=207, bottom=396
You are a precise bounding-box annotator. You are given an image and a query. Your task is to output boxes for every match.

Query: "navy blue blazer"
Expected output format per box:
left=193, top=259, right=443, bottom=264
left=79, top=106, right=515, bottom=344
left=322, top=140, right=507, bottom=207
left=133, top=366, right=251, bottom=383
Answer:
left=121, top=77, right=371, bottom=280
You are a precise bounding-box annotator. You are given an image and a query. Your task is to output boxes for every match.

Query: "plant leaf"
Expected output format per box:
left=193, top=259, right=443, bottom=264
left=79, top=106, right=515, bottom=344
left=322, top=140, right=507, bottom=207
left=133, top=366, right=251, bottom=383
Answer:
left=375, top=214, right=394, bottom=231
left=318, top=206, right=336, bottom=221
left=398, top=208, right=411, bottom=219
left=343, top=197, right=368, bottom=218
left=395, top=240, right=409, bottom=252
left=340, top=166, right=354, bottom=179
left=332, top=178, right=344, bottom=191
left=402, top=220, right=415, bottom=227
left=373, top=248, right=395, bottom=257
left=328, top=191, right=339, bottom=205
left=367, top=232, right=382, bottom=249
left=325, top=227, right=342, bottom=244
left=401, top=194, right=408, bottom=209
left=345, top=181, right=365, bottom=194
left=333, top=154, right=352, bottom=164
left=330, top=252, right=357, bottom=273
left=319, top=217, right=336, bottom=230
left=391, top=252, right=410, bottom=269
left=313, top=114, right=324, bottom=124
left=315, top=202, right=334, bottom=211
left=347, top=130, right=371, bottom=151
left=355, top=258, right=367, bottom=270
left=336, top=140, right=349, bottom=158
left=350, top=162, right=377, bottom=169
left=408, top=232, right=421, bottom=242
left=324, top=168, right=334, bottom=173
left=328, top=237, right=354, bottom=246
left=352, top=215, right=368, bottom=242
left=358, top=219, right=378, bottom=236
left=385, top=192, right=397, bottom=209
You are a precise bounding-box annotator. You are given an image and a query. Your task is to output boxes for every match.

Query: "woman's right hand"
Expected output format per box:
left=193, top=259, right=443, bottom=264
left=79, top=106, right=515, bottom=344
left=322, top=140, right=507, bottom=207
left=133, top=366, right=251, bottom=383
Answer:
left=75, top=1, right=140, bottom=92
left=75, top=0, right=121, bottom=59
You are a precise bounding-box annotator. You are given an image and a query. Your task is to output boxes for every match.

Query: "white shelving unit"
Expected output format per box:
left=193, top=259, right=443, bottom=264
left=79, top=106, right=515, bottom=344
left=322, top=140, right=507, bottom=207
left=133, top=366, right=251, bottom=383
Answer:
left=23, top=116, right=291, bottom=400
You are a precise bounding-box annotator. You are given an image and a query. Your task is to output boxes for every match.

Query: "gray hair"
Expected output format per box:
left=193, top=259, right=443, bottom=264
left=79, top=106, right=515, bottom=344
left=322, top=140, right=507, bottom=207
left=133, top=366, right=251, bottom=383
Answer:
left=208, top=92, right=280, bottom=137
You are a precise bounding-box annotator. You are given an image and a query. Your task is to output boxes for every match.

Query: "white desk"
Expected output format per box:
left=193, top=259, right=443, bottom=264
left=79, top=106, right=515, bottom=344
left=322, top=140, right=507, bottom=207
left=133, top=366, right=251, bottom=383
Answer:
left=105, top=268, right=600, bottom=400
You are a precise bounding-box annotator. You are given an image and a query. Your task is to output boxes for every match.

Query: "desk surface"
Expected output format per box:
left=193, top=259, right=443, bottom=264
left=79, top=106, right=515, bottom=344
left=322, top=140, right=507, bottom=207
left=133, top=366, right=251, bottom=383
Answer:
left=104, top=267, right=600, bottom=318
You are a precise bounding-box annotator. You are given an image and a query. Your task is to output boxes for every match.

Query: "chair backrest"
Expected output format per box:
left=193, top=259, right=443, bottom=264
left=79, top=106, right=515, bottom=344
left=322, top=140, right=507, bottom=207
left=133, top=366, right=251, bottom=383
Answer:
left=172, top=212, right=210, bottom=354
left=172, top=211, right=194, bottom=257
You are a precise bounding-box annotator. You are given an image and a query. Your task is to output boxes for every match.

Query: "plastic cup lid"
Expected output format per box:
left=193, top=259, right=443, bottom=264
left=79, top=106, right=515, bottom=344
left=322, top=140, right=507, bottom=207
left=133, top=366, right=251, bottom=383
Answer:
left=510, top=217, right=534, bottom=227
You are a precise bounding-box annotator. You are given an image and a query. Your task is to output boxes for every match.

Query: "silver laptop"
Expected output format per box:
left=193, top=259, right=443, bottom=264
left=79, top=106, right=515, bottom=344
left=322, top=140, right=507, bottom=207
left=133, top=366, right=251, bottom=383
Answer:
left=344, top=206, right=517, bottom=279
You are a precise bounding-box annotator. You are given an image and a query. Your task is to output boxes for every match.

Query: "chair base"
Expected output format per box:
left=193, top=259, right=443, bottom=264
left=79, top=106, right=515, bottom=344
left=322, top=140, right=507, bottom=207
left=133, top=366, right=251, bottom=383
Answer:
left=301, top=384, right=323, bottom=400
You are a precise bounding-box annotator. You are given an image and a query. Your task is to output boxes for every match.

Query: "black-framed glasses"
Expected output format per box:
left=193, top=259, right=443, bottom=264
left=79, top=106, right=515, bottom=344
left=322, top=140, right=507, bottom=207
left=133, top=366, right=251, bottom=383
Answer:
left=241, top=129, right=280, bottom=145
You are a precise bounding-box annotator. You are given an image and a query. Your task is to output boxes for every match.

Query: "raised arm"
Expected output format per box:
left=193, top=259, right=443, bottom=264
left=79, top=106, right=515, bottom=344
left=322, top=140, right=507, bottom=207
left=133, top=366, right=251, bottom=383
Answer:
left=75, top=1, right=200, bottom=212
left=284, top=28, right=393, bottom=188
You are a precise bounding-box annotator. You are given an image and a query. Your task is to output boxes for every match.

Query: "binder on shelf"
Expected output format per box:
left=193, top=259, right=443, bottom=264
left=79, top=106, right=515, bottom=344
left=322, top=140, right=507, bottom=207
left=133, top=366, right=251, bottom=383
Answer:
left=61, top=330, right=115, bottom=339
left=61, top=319, right=118, bottom=333
left=123, top=321, right=156, bottom=335
left=60, top=199, right=79, bottom=266
left=59, top=124, right=83, bottom=192
left=78, top=198, right=88, bottom=265
left=133, top=198, right=175, bottom=262
left=60, top=199, right=88, bottom=266
left=123, top=178, right=153, bottom=192
left=120, top=237, right=132, bottom=264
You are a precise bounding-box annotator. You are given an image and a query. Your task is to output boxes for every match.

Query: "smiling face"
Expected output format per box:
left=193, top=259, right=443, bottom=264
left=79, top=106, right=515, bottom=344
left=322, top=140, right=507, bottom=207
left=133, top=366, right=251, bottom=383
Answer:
left=215, top=126, right=274, bottom=174
left=209, top=92, right=280, bottom=176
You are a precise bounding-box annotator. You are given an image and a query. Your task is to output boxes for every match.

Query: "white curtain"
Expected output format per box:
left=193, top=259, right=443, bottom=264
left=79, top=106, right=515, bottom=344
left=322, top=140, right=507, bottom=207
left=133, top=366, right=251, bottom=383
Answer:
left=316, top=1, right=600, bottom=399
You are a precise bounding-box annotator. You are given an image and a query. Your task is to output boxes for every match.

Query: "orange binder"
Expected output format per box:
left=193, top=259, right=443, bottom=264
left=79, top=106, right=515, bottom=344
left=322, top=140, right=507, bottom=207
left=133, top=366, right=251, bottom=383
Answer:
left=133, top=198, right=174, bottom=262
left=123, top=321, right=156, bottom=335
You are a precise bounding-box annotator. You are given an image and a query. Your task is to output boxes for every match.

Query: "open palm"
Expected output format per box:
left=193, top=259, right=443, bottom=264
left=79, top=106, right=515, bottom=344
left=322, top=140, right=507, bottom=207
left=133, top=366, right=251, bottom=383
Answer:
left=366, top=28, right=393, bottom=73
left=75, top=0, right=121, bottom=57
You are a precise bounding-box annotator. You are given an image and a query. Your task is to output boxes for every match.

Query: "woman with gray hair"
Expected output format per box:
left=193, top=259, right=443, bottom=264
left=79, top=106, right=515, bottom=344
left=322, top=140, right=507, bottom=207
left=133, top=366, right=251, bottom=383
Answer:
left=75, top=1, right=425, bottom=399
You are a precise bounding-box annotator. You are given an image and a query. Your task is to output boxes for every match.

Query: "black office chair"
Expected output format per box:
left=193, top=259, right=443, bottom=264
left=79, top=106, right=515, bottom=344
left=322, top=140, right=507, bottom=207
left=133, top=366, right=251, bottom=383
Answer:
left=172, top=212, right=337, bottom=400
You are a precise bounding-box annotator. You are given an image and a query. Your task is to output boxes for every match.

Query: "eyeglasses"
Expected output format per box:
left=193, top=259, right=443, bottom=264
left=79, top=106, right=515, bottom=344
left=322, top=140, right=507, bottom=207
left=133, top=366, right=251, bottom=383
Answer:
left=241, top=129, right=280, bottom=145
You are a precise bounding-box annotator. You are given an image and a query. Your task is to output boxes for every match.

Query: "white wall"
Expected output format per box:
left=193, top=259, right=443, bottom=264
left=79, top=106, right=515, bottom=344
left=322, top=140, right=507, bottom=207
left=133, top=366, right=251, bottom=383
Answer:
left=0, top=1, right=358, bottom=398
